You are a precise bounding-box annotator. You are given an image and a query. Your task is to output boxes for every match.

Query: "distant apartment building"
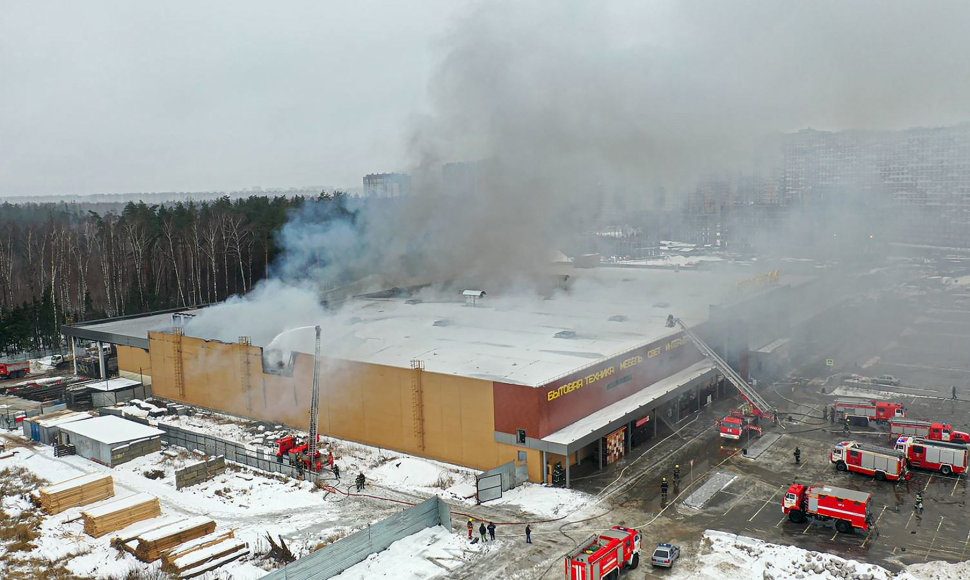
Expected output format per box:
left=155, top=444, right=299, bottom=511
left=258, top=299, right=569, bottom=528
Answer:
left=783, top=125, right=970, bottom=248
left=678, top=125, right=970, bottom=250
left=362, top=173, right=411, bottom=198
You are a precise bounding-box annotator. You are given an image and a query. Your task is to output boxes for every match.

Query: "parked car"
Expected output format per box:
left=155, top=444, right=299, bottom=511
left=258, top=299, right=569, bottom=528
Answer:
left=651, top=542, right=680, bottom=567
left=874, top=375, right=901, bottom=386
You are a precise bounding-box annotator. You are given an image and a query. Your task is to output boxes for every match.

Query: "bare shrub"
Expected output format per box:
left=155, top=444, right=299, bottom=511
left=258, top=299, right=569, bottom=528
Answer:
left=435, top=473, right=454, bottom=489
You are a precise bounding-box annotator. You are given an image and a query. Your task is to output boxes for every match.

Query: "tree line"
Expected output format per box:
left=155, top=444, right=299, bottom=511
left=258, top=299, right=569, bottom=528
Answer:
left=0, top=193, right=343, bottom=355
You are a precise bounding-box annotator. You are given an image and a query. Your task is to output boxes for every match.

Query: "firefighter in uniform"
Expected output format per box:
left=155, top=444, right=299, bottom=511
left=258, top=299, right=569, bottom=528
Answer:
left=673, top=465, right=680, bottom=486
left=660, top=477, right=669, bottom=501
left=794, top=447, right=801, bottom=464
left=844, top=416, right=851, bottom=433
left=915, top=491, right=924, bottom=514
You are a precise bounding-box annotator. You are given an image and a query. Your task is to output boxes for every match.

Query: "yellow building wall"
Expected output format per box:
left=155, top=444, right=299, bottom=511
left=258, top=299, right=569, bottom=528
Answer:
left=148, top=331, right=541, bottom=480
left=117, top=345, right=153, bottom=385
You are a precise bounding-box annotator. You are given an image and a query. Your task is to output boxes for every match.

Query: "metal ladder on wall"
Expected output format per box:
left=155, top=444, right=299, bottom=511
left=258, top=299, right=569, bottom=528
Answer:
left=239, top=336, right=252, bottom=413
left=173, top=327, right=185, bottom=398
left=410, top=359, right=426, bottom=452
left=675, top=319, right=779, bottom=424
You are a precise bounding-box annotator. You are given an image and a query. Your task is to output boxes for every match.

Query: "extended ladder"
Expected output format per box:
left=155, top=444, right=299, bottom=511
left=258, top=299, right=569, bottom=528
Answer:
left=675, top=319, right=779, bottom=424
left=308, top=325, right=322, bottom=471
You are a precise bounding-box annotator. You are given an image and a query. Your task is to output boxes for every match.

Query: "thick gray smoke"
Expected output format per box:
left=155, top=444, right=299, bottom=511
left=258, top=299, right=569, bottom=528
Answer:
left=186, top=0, right=970, bottom=344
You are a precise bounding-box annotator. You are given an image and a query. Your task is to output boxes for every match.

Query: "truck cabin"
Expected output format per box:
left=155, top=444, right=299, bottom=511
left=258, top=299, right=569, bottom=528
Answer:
left=783, top=484, right=806, bottom=509
left=879, top=402, right=906, bottom=419
left=929, top=424, right=969, bottom=442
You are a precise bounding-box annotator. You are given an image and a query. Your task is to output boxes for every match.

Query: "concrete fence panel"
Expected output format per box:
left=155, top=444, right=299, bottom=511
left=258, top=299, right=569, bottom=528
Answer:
left=263, top=496, right=452, bottom=580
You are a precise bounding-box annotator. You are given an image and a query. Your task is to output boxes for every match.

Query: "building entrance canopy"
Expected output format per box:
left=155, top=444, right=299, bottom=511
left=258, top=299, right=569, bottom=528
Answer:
left=540, top=360, right=716, bottom=456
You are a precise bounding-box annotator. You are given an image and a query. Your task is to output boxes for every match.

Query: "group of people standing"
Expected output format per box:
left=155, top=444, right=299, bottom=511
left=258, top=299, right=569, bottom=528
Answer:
left=466, top=518, right=533, bottom=544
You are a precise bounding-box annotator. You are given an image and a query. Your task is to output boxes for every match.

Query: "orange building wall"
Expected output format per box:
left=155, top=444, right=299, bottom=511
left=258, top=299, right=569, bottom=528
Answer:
left=116, top=345, right=153, bottom=385
left=147, top=331, right=540, bottom=480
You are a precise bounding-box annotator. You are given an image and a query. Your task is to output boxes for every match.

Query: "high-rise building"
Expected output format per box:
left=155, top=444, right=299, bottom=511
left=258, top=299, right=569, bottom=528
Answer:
left=362, top=172, right=411, bottom=198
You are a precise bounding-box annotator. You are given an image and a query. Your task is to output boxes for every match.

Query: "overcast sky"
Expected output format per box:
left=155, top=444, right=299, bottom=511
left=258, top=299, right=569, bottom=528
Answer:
left=2, top=1, right=969, bottom=197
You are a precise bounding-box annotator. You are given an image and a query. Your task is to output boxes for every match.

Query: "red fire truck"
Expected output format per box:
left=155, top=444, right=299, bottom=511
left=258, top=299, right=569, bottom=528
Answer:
left=275, top=435, right=324, bottom=471
left=0, top=361, right=30, bottom=380
left=717, top=408, right=763, bottom=440
left=782, top=483, right=871, bottom=534
left=895, top=436, right=969, bottom=475
left=834, top=398, right=905, bottom=424
left=565, top=525, right=641, bottom=579
left=889, top=419, right=970, bottom=443
left=830, top=440, right=907, bottom=481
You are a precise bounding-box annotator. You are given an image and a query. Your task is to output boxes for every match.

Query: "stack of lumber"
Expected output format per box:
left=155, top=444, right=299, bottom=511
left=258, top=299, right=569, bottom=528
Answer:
left=172, top=538, right=248, bottom=579
left=82, top=493, right=161, bottom=537
left=132, top=516, right=216, bottom=562
left=113, top=515, right=183, bottom=546
left=161, top=530, right=248, bottom=578
left=37, top=473, right=114, bottom=514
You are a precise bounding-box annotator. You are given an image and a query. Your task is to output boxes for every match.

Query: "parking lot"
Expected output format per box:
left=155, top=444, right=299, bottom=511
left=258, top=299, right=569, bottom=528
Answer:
left=584, top=272, right=970, bottom=576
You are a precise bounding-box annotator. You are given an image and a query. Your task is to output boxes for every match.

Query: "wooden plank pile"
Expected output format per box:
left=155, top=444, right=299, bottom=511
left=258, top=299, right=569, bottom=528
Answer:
left=37, top=473, right=114, bottom=514
left=82, top=493, right=161, bottom=537
left=131, top=516, right=217, bottom=562
left=161, top=530, right=248, bottom=578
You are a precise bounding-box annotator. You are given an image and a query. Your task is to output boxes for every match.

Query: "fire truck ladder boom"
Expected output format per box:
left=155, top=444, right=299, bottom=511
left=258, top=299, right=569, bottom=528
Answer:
left=308, top=325, right=322, bottom=470
left=675, top=319, right=780, bottom=425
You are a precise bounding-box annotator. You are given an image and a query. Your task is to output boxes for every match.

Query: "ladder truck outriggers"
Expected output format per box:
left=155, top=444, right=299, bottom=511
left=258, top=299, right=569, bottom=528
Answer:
left=830, top=440, right=907, bottom=481
left=674, top=319, right=780, bottom=439
left=782, top=483, right=872, bottom=534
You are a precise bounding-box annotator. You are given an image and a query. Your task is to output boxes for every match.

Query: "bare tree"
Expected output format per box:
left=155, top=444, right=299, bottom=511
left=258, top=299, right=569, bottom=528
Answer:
left=161, top=217, right=187, bottom=308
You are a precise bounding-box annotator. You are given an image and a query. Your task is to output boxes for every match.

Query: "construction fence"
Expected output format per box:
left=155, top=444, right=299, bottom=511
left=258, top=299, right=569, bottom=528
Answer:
left=476, top=460, right=528, bottom=503
left=156, top=423, right=307, bottom=480
left=263, top=496, right=452, bottom=580
left=0, top=403, right=67, bottom=430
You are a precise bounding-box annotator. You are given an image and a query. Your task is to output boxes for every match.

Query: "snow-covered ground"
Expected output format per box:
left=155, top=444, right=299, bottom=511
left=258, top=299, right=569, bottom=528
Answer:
left=0, top=403, right=596, bottom=579
left=330, top=525, right=489, bottom=579
left=667, top=530, right=970, bottom=580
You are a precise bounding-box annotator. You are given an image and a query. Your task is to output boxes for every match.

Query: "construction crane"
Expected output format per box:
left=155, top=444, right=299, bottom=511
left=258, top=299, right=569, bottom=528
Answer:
left=675, top=318, right=780, bottom=426
left=308, top=325, right=322, bottom=471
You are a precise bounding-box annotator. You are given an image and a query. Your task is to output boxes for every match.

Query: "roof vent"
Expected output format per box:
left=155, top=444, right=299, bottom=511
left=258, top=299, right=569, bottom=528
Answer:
left=433, top=319, right=451, bottom=327
left=462, top=289, right=486, bottom=306
left=555, top=330, right=577, bottom=339
left=608, top=315, right=627, bottom=322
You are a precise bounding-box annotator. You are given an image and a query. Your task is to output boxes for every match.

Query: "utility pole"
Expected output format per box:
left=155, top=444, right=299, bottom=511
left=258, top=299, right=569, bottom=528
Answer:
left=307, top=325, right=322, bottom=472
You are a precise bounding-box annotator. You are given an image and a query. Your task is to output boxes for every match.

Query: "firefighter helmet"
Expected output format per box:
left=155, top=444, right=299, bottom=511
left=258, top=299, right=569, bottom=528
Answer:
left=662, top=477, right=667, bottom=482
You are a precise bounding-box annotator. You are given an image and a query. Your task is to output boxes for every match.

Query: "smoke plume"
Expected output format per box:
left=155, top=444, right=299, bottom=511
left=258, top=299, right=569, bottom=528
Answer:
left=186, top=0, right=970, bottom=344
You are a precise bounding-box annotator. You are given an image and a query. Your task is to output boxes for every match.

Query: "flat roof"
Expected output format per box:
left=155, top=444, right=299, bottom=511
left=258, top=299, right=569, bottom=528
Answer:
left=31, top=410, right=93, bottom=428
left=64, top=265, right=809, bottom=387
left=62, top=308, right=199, bottom=349
left=262, top=266, right=793, bottom=386
left=58, top=415, right=164, bottom=444
left=80, top=377, right=142, bottom=392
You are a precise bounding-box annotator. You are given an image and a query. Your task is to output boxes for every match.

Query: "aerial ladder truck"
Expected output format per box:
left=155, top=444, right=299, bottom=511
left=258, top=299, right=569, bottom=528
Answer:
left=274, top=325, right=325, bottom=472
left=674, top=319, right=781, bottom=437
